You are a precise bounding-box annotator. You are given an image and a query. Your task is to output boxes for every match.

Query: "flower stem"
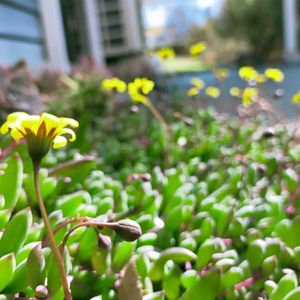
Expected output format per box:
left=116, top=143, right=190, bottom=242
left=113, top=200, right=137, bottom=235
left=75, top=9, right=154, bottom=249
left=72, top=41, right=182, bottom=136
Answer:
left=60, top=221, right=117, bottom=256
left=145, top=98, right=172, bottom=164
left=146, top=100, right=170, bottom=134
left=33, top=163, right=72, bottom=300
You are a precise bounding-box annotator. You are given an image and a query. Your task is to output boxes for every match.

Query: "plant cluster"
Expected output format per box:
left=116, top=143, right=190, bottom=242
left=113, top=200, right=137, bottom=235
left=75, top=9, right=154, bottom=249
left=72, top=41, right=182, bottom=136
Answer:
left=1, top=103, right=300, bottom=299
left=1, top=41, right=300, bottom=300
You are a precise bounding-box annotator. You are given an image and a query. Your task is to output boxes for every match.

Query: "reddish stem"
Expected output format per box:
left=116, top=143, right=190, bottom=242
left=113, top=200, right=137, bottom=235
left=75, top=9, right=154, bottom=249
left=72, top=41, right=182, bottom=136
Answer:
left=0, top=139, right=25, bottom=159
left=234, top=273, right=262, bottom=290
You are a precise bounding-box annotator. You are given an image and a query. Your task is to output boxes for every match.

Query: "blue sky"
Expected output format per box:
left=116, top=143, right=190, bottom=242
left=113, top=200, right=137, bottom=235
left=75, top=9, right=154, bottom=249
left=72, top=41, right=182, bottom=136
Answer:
left=142, top=0, right=223, bottom=28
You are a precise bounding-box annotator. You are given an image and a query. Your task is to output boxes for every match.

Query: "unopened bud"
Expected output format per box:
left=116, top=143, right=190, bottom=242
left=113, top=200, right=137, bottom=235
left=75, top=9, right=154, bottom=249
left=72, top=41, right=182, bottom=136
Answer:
left=130, top=105, right=139, bottom=113
left=274, top=88, right=284, bottom=98
left=113, top=220, right=142, bottom=241
left=261, top=127, right=275, bottom=138
left=127, top=173, right=151, bottom=183
left=35, top=285, right=48, bottom=299
left=98, top=233, right=112, bottom=249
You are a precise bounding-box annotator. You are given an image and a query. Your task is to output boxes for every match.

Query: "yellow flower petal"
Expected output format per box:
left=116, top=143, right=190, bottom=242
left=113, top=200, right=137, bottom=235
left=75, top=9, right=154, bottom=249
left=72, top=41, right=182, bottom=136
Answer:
left=10, top=128, right=24, bottom=141
left=7, top=112, right=29, bottom=123
left=242, top=87, right=258, bottom=107
left=190, top=42, right=207, bottom=57
left=21, top=116, right=40, bottom=135
left=191, top=78, right=205, bottom=89
left=0, top=122, right=9, bottom=134
left=53, top=135, right=67, bottom=149
left=239, top=66, right=258, bottom=81
left=102, top=78, right=127, bottom=93
left=230, top=87, right=242, bottom=97
left=265, top=68, right=284, bottom=82
left=292, top=91, right=300, bottom=104
left=156, top=47, right=175, bottom=60
left=116, top=82, right=127, bottom=93
left=128, top=78, right=154, bottom=103
left=40, top=113, right=60, bottom=134
left=59, top=128, right=76, bottom=142
left=205, top=87, right=220, bottom=98
left=59, top=117, right=79, bottom=128
left=142, top=81, right=155, bottom=95
left=188, top=87, right=200, bottom=97
left=215, top=68, right=230, bottom=80
left=256, top=74, right=266, bottom=84
left=131, top=93, right=148, bottom=104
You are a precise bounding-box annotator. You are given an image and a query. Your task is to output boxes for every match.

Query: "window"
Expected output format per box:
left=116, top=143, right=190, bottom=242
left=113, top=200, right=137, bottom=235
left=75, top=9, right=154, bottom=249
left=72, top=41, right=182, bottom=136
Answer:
left=0, top=0, right=45, bottom=66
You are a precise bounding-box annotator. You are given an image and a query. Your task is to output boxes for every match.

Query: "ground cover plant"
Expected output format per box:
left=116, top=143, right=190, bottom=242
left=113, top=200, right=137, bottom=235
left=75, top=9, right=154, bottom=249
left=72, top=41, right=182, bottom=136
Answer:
left=1, top=49, right=300, bottom=299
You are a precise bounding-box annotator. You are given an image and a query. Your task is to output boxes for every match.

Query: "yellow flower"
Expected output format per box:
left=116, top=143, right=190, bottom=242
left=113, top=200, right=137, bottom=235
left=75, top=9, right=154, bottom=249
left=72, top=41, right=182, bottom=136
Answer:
left=242, top=87, right=258, bottom=107
left=191, top=78, right=205, bottom=89
left=264, top=68, right=284, bottom=82
left=128, top=78, right=155, bottom=104
left=205, top=86, right=220, bottom=98
left=239, top=66, right=258, bottom=81
left=156, top=47, right=175, bottom=60
left=187, top=78, right=205, bottom=97
left=0, top=112, right=78, bottom=161
left=256, top=74, right=266, bottom=84
left=215, top=68, right=230, bottom=80
left=292, top=91, right=300, bottom=103
left=230, top=87, right=242, bottom=97
left=190, top=42, right=207, bottom=57
left=101, top=78, right=126, bottom=93
left=187, top=87, right=200, bottom=97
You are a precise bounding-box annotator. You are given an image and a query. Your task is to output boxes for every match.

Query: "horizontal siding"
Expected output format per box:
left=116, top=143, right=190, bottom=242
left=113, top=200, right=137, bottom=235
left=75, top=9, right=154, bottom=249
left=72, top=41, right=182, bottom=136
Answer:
left=0, top=1, right=46, bottom=66
left=10, top=0, right=39, bottom=10
left=0, top=39, right=45, bottom=66
left=0, top=4, right=42, bottom=39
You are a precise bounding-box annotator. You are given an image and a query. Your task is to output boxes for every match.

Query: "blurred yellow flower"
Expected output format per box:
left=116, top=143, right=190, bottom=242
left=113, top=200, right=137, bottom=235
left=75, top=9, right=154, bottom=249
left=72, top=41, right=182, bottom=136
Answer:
left=230, top=87, right=242, bottom=97
left=191, top=78, right=205, bottom=89
left=190, top=42, right=207, bottom=57
left=242, top=87, right=258, bottom=107
left=188, top=87, right=200, bottom=97
left=215, top=68, right=230, bottom=80
left=101, top=78, right=127, bottom=93
left=187, top=78, right=205, bottom=97
left=0, top=112, right=78, bottom=161
left=128, top=78, right=155, bottom=104
left=264, top=68, right=284, bottom=82
left=292, top=91, right=300, bottom=103
left=205, top=86, right=220, bottom=98
left=239, top=66, right=258, bottom=81
left=255, top=74, right=266, bottom=84
left=156, top=47, right=175, bottom=60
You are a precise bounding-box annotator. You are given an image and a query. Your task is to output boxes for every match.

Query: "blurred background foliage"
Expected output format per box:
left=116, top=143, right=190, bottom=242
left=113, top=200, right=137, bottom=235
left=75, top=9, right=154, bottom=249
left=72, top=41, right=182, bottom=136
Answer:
left=183, top=0, right=284, bottom=64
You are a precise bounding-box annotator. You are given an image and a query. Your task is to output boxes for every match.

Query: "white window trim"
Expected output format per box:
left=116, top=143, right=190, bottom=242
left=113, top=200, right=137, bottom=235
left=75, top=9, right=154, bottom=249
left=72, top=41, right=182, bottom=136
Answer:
left=38, top=0, right=70, bottom=72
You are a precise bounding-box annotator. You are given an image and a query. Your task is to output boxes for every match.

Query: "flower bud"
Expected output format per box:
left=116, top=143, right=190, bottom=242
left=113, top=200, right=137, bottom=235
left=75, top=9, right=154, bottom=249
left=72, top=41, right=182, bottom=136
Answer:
left=113, top=219, right=142, bottom=241
left=130, top=105, right=139, bottom=113
left=35, top=285, right=48, bottom=299
left=98, top=233, right=112, bottom=249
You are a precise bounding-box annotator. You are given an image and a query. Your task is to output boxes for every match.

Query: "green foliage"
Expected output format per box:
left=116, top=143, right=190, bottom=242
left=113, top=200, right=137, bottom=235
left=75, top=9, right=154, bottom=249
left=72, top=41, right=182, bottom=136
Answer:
left=0, top=208, right=32, bottom=257
left=215, top=0, right=283, bottom=61
left=2, top=102, right=300, bottom=299
left=0, top=253, right=16, bottom=292
left=0, top=154, right=23, bottom=209
left=48, top=74, right=109, bottom=119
